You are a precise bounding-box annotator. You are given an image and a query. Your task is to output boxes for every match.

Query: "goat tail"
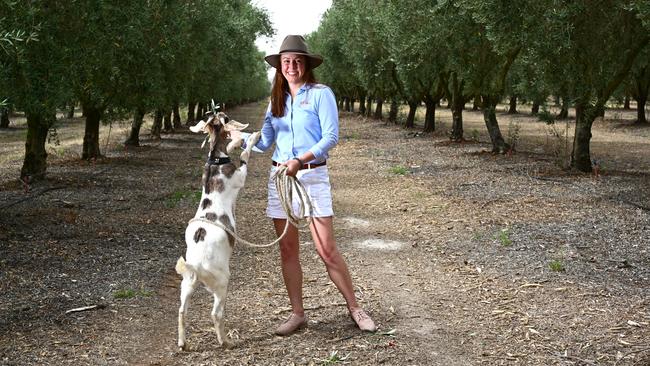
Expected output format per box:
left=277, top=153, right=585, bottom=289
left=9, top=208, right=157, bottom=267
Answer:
left=175, top=257, right=189, bottom=275
left=175, top=257, right=200, bottom=282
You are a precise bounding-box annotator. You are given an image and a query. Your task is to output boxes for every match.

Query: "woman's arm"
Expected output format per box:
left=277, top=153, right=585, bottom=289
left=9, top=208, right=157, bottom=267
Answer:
left=308, top=87, right=339, bottom=161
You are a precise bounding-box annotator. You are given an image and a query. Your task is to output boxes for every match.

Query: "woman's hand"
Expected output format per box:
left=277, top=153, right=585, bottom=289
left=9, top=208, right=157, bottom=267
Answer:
left=283, top=158, right=302, bottom=177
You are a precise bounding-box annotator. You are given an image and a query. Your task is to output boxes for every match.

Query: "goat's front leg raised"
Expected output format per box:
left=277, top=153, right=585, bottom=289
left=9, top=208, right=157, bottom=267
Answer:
left=239, top=131, right=261, bottom=165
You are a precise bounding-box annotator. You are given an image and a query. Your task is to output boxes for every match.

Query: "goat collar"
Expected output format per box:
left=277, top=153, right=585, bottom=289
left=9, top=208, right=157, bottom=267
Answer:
left=206, top=156, right=231, bottom=165
left=208, top=156, right=231, bottom=165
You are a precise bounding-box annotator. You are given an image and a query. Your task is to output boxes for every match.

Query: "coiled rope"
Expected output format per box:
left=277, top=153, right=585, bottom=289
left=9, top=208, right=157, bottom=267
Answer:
left=188, top=164, right=312, bottom=248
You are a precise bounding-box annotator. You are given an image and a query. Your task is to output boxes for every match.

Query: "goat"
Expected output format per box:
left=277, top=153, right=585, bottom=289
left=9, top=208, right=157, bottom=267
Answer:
left=175, top=111, right=260, bottom=350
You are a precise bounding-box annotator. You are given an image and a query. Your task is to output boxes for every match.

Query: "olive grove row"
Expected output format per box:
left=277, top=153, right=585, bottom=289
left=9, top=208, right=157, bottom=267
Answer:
left=0, top=1, right=272, bottom=181
left=309, top=0, right=650, bottom=172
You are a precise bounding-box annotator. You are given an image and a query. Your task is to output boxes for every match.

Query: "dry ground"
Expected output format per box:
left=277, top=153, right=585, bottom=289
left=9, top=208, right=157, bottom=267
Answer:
left=1, top=102, right=649, bottom=366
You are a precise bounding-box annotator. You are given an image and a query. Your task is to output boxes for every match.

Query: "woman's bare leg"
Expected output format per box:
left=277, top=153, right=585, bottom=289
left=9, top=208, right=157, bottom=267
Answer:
left=273, top=219, right=304, bottom=315
left=309, top=216, right=359, bottom=310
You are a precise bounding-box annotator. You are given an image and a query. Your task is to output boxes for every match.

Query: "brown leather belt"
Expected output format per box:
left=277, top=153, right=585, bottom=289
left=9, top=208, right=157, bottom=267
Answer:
left=272, top=160, right=327, bottom=170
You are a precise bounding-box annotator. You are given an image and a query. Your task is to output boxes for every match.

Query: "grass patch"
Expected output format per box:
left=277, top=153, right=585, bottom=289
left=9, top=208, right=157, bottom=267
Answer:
left=389, top=165, right=408, bottom=175
left=549, top=260, right=565, bottom=272
left=113, top=287, right=154, bottom=299
left=496, top=228, right=512, bottom=246
left=316, top=350, right=350, bottom=365
left=166, top=189, right=202, bottom=208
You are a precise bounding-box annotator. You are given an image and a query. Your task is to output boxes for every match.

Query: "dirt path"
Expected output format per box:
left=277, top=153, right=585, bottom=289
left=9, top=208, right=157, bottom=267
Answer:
left=1, top=102, right=649, bottom=365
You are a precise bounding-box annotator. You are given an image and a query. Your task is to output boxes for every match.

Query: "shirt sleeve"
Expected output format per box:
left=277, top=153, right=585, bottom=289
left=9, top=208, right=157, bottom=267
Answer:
left=309, top=87, right=339, bottom=161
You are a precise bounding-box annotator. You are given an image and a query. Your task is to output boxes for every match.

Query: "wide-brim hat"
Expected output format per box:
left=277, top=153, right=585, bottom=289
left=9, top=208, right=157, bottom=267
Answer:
left=264, top=35, right=323, bottom=70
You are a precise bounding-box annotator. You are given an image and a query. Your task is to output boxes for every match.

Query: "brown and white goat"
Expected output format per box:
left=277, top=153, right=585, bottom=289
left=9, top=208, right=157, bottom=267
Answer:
left=175, top=111, right=260, bottom=350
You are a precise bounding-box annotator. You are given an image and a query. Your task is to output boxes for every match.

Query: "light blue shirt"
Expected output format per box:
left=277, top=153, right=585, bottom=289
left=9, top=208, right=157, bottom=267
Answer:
left=249, top=83, right=339, bottom=164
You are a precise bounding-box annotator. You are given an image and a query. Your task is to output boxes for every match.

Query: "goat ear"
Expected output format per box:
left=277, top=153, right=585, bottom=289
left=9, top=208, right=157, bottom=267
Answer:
left=189, top=120, right=207, bottom=133
left=189, top=116, right=215, bottom=133
left=224, top=120, right=249, bottom=132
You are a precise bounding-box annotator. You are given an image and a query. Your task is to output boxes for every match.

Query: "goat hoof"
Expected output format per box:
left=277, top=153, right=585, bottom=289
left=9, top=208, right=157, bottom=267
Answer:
left=178, top=343, right=188, bottom=352
left=221, top=339, right=235, bottom=349
left=248, top=131, right=261, bottom=145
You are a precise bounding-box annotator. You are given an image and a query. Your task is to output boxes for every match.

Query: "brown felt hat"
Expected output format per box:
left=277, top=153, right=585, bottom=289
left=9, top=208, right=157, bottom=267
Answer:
left=264, top=35, right=323, bottom=70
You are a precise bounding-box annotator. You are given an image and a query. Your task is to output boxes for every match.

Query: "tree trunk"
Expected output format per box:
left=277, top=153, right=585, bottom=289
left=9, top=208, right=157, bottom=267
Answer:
left=405, top=100, right=418, bottom=128
left=163, top=109, right=173, bottom=132
left=350, top=98, right=355, bottom=113
left=82, top=105, right=102, bottom=160
left=450, top=101, right=464, bottom=141
left=531, top=101, right=540, bottom=115
left=632, top=67, right=649, bottom=124
left=344, top=97, right=351, bottom=112
left=172, top=102, right=182, bottom=129
left=507, top=95, right=518, bottom=114
left=67, top=104, right=75, bottom=119
left=197, top=102, right=205, bottom=119
left=0, top=108, right=9, bottom=128
left=373, top=98, right=383, bottom=120
left=557, top=98, right=569, bottom=119
left=423, top=96, right=437, bottom=132
left=187, top=101, right=196, bottom=124
left=358, top=94, right=366, bottom=115
left=125, top=107, right=146, bottom=147
left=389, top=98, right=398, bottom=124
left=571, top=103, right=599, bottom=172
left=482, top=97, right=509, bottom=153
left=20, top=112, right=51, bottom=182
left=151, top=109, right=163, bottom=139
left=366, top=97, right=373, bottom=118
left=635, top=94, right=647, bottom=124
left=449, top=74, right=466, bottom=141
left=624, top=95, right=631, bottom=109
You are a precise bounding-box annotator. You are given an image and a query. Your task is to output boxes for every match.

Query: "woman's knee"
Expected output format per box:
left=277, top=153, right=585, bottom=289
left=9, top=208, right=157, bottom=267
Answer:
left=318, top=246, right=343, bottom=267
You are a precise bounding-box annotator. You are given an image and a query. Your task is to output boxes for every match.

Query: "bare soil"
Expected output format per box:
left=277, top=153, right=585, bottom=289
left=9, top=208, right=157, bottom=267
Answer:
left=1, top=102, right=649, bottom=366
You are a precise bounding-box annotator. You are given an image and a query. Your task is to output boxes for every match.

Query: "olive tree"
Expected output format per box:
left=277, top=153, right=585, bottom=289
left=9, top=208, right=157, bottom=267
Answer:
left=533, top=1, right=649, bottom=172
left=384, top=0, right=448, bottom=131
left=318, top=0, right=397, bottom=119
left=1, top=2, right=71, bottom=181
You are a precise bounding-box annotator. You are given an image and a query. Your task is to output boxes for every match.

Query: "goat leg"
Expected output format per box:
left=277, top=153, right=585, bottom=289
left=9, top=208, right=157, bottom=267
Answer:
left=239, top=131, right=261, bottom=165
left=178, top=274, right=197, bottom=351
left=211, top=287, right=233, bottom=348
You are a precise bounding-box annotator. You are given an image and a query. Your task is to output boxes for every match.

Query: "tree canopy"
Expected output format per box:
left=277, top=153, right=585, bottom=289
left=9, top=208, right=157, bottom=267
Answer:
left=0, top=0, right=272, bottom=181
left=311, top=0, right=650, bottom=172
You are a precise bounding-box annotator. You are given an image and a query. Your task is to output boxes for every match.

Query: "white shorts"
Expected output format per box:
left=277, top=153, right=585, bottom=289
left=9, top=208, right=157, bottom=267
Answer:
left=266, top=165, right=334, bottom=218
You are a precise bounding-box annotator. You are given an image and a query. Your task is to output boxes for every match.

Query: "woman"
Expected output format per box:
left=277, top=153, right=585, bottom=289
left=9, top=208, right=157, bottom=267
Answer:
left=242, top=35, right=376, bottom=335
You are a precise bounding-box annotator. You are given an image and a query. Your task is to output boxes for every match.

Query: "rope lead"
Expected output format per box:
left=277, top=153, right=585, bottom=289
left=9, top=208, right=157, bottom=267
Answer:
left=188, top=164, right=312, bottom=248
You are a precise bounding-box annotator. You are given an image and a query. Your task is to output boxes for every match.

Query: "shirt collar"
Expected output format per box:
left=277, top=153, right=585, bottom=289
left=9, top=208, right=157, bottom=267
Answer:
left=285, top=83, right=310, bottom=99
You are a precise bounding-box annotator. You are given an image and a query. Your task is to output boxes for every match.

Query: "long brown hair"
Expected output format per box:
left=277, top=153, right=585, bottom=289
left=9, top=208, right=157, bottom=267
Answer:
left=270, top=62, right=317, bottom=117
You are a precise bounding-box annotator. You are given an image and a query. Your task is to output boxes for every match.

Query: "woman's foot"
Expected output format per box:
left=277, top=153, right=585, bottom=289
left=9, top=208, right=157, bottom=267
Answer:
left=350, top=308, right=376, bottom=332
left=275, top=313, right=307, bottom=336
